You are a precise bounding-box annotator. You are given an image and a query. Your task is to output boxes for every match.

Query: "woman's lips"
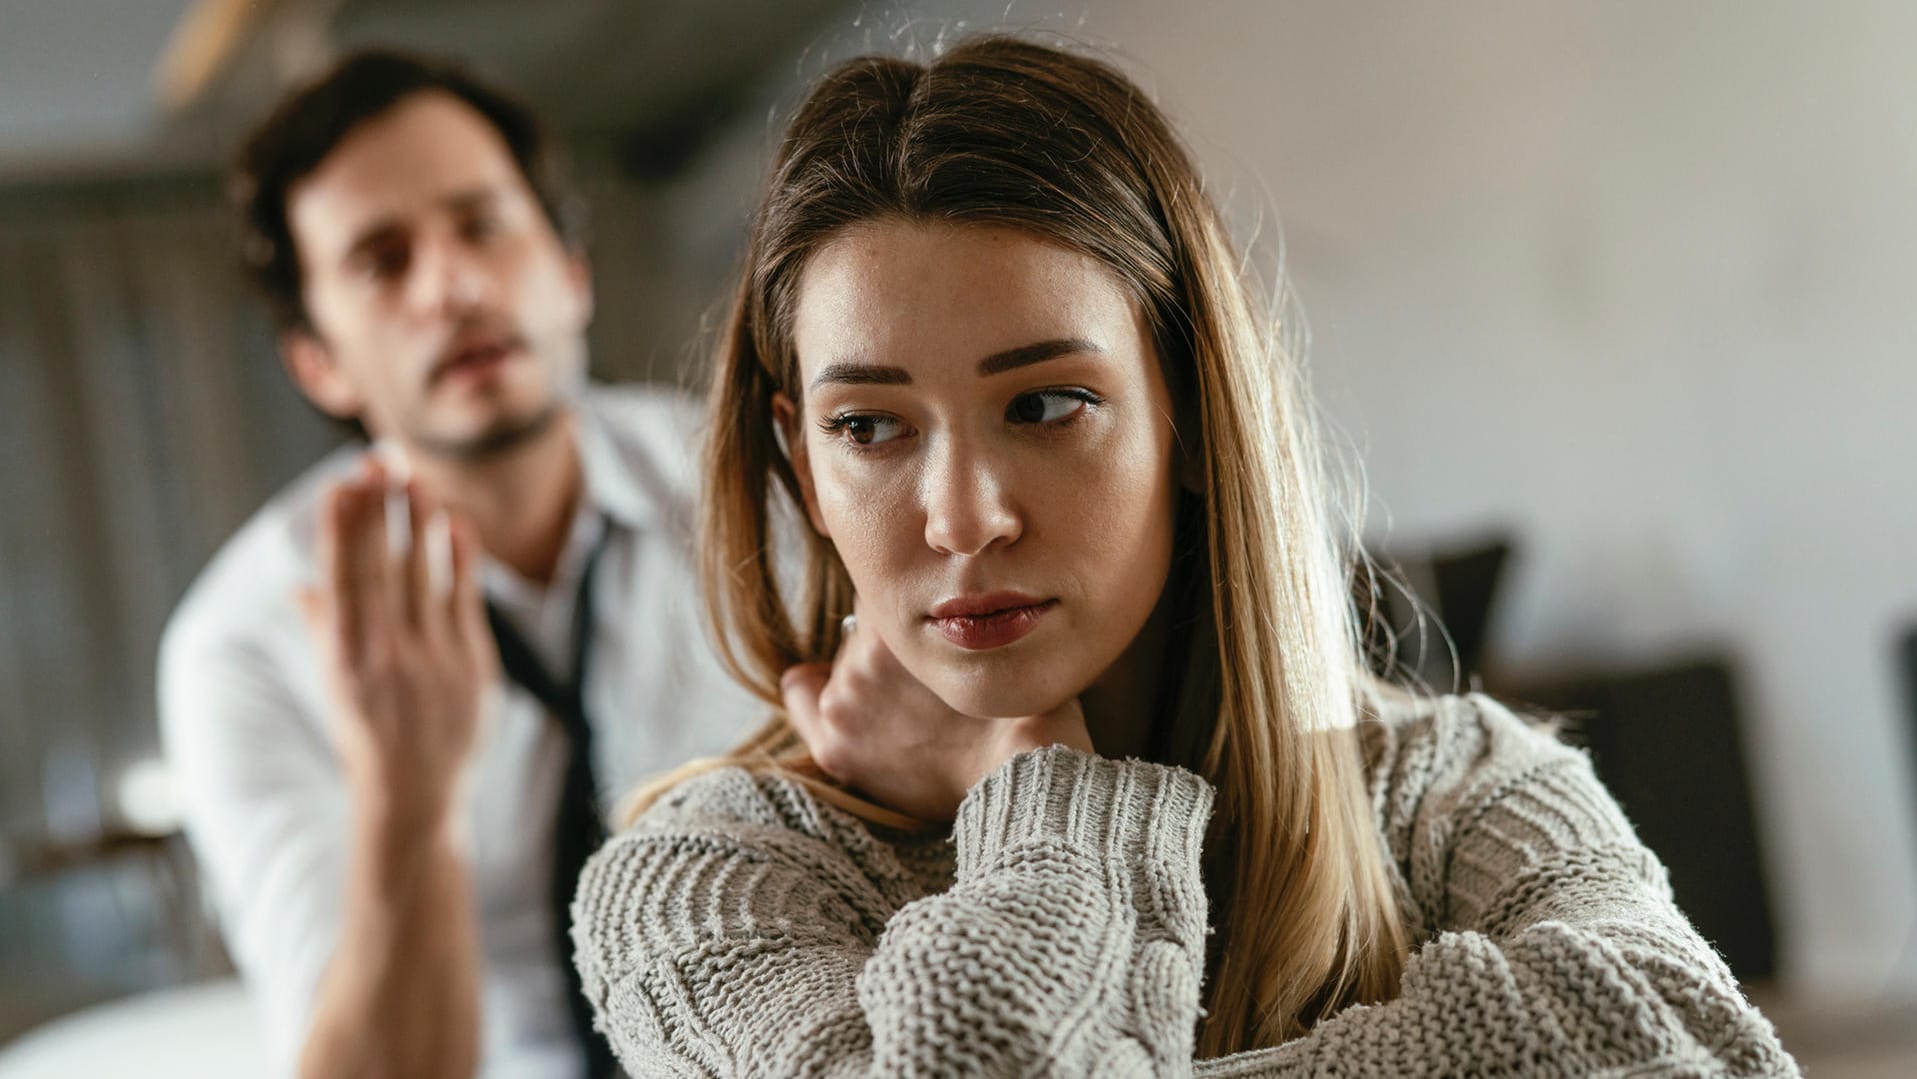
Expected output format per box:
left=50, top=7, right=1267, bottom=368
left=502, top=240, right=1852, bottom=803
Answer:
left=927, top=596, right=1058, bottom=651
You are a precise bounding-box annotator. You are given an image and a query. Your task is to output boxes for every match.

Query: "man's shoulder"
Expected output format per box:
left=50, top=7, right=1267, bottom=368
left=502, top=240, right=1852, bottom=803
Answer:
left=161, top=445, right=361, bottom=666
left=577, top=382, right=706, bottom=530
left=158, top=446, right=361, bottom=766
left=581, top=382, right=702, bottom=468
left=583, top=380, right=702, bottom=427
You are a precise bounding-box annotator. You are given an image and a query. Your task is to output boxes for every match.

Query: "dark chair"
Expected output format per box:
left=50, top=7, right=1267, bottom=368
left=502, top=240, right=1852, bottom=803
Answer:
left=1355, top=536, right=1512, bottom=689
left=1506, top=658, right=1779, bottom=982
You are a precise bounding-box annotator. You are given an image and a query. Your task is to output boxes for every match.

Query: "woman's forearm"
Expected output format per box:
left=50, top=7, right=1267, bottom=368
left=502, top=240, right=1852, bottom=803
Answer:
left=576, top=750, right=1215, bottom=1077
left=1194, top=748, right=1796, bottom=1078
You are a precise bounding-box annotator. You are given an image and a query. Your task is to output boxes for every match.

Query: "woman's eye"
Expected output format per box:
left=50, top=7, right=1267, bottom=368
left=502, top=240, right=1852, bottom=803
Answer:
left=819, top=413, right=907, bottom=448
left=1008, top=390, right=1092, bottom=425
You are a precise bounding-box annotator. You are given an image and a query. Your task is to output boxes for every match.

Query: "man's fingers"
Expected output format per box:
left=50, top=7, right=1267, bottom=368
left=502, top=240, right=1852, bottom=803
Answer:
left=343, top=475, right=395, bottom=637
left=403, top=481, right=433, bottom=631
left=352, top=455, right=405, bottom=626
left=323, top=483, right=367, bottom=660
left=378, top=480, right=411, bottom=629
left=293, top=584, right=325, bottom=635
left=447, top=513, right=490, bottom=654
left=292, top=584, right=350, bottom=676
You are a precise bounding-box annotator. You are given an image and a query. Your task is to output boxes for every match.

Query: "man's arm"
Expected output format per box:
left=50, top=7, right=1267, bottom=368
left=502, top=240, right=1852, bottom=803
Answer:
left=291, top=461, right=496, bottom=1079
left=297, top=799, right=480, bottom=1079
left=165, top=459, right=495, bottom=1079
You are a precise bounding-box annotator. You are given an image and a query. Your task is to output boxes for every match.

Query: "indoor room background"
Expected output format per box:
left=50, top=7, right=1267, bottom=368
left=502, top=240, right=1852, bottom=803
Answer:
left=1, top=1, right=1912, bottom=1074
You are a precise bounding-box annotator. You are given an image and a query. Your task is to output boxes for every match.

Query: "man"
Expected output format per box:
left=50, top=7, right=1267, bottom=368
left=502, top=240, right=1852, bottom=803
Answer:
left=159, top=51, right=759, bottom=1078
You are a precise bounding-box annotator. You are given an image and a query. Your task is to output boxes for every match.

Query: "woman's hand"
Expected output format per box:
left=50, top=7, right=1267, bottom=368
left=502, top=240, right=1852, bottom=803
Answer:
left=781, top=602, right=1093, bottom=821
left=296, top=458, right=498, bottom=837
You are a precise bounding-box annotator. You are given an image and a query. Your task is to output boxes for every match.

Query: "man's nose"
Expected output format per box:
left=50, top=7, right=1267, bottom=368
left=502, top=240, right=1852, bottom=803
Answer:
left=921, top=442, right=1023, bottom=557
left=406, top=234, right=492, bottom=316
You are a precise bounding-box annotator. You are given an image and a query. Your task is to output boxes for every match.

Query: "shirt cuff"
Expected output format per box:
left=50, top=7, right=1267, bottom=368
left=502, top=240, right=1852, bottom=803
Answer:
left=951, top=745, right=1215, bottom=880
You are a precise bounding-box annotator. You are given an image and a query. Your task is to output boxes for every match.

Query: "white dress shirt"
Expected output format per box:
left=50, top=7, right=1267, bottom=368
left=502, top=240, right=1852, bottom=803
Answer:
left=159, top=384, right=764, bottom=1078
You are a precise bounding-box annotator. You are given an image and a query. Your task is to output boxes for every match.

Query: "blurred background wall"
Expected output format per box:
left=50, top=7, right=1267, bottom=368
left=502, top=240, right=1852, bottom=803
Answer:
left=1054, top=0, right=1917, bottom=1002
left=2, top=0, right=1913, bottom=1071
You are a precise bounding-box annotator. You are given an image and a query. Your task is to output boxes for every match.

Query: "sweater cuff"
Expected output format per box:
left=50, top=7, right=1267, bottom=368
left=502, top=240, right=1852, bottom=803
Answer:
left=952, top=745, right=1215, bottom=880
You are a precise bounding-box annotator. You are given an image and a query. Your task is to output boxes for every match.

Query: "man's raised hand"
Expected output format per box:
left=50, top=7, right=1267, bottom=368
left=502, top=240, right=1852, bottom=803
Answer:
left=296, top=458, right=496, bottom=836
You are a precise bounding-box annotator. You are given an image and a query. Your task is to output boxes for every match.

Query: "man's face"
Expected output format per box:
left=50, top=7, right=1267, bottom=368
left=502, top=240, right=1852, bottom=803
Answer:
left=283, top=91, right=591, bottom=457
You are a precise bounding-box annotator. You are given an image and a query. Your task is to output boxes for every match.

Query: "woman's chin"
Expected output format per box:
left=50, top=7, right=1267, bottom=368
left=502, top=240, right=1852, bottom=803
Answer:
left=925, top=664, right=1080, bottom=722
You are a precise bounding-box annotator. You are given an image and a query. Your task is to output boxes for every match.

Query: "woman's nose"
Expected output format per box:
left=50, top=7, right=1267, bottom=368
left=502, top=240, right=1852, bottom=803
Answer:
left=921, top=443, right=1023, bottom=557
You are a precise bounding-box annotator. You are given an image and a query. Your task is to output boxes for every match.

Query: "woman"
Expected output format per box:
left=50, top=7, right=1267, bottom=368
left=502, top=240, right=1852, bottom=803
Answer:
left=573, top=36, right=1797, bottom=1076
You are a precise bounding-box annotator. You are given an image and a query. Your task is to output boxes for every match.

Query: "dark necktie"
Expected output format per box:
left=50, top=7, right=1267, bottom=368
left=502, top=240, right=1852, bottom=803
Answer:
left=484, top=530, right=617, bottom=1079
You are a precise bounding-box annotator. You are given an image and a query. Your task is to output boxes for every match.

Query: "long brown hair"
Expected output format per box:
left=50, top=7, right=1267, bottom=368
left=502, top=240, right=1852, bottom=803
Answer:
left=627, top=35, right=1410, bottom=1055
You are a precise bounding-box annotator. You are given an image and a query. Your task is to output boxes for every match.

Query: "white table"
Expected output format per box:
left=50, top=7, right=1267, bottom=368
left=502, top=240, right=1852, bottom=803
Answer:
left=0, top=978, right=263, bottom=1078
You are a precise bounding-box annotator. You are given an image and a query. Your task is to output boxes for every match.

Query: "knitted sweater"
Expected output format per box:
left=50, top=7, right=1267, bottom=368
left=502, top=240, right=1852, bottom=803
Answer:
left=572, top=693, right=1799, bottom=1077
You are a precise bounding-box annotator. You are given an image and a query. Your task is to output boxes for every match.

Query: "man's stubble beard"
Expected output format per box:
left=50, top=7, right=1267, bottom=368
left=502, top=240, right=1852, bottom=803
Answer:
left=406, top=396, right=566, bottom=462
left=392, top=327, right=587, bottom=462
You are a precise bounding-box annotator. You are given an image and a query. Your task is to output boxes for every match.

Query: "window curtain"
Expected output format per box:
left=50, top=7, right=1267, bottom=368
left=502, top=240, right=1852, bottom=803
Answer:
left=0, top=184, right=338, bottom=843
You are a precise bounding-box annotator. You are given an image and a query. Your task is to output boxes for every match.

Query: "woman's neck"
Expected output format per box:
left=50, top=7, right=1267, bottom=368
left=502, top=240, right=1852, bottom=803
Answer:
left=399, top=412, right=584, bottom=586
left=1080, top=582, right=1178, bottom=762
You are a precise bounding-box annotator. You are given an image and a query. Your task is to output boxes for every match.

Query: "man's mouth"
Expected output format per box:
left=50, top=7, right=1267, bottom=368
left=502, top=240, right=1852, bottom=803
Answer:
left=431, top=336, right=524, bottom=385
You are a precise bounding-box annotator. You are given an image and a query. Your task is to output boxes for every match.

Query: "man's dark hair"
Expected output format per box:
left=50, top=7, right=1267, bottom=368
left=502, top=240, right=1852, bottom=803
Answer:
left=232, top=49, right=584, bottom=334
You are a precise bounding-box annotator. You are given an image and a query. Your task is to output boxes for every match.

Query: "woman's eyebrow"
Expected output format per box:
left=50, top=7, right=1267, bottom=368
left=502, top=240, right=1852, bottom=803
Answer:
left=809, top=337, right=1104, bottom=391
left=811, top=362, right=912, bottom=389
left=978, top=337, right=1103, bottom=376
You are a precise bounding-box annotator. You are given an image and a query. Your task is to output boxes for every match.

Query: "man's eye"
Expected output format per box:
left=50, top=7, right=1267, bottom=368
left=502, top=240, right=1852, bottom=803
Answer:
left=463, top=215, right=501, bottom=242
left=359, top=246, right=409, bottom=281
left=1008, top=390, right=1093, bottom=424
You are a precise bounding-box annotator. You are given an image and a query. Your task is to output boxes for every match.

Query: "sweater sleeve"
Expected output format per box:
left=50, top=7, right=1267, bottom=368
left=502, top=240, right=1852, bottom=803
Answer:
left=1197, top=699, right=1800, bottom=1079
left=572, top=746, right=1215, bottom=1078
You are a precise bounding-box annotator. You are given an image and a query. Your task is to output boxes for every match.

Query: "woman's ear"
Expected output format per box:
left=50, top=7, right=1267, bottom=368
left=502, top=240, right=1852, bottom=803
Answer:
left=772, top=391, right=832, bottom=537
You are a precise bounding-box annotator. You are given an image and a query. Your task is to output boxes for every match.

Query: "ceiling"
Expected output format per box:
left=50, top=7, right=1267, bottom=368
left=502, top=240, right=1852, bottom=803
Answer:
left=0, top=0, right=856, bottom=183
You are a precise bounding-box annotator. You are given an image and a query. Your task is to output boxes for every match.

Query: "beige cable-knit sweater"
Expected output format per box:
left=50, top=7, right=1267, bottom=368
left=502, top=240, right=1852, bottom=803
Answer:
left=572, top=693, right=1799, bottom=1076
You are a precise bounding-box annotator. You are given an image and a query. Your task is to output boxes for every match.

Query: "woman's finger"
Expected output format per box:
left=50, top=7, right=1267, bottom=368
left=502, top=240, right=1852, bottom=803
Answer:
left=780, top=662, right=831, bottom=743
left=843, top=601, right=906, bottom=685
left=784, top=661, right=851, bottom=780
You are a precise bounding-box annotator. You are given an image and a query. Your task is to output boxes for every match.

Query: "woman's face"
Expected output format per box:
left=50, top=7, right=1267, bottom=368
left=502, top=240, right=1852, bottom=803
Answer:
left=786, top=220, right=1182, bottom=719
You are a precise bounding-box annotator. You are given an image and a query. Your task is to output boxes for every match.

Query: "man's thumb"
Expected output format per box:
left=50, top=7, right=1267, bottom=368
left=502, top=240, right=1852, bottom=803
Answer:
left=293, top=585, right=324, bottom=632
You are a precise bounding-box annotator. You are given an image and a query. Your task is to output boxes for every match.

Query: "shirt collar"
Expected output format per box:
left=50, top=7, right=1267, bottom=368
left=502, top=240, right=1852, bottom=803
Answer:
left=571, top=400, right=655, bottom=532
